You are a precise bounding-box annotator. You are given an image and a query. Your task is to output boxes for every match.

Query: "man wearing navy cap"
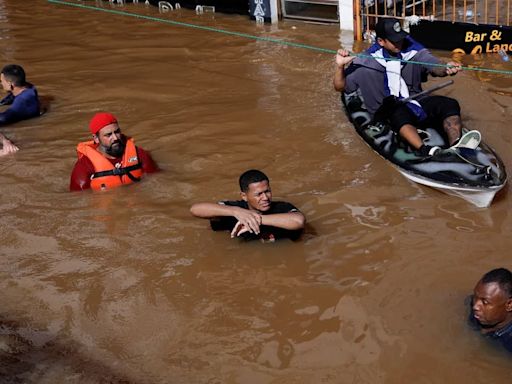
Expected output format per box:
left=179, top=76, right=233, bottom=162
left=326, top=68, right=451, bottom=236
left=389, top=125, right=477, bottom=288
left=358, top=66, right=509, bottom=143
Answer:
left=333, top=18, right=464, bottom=157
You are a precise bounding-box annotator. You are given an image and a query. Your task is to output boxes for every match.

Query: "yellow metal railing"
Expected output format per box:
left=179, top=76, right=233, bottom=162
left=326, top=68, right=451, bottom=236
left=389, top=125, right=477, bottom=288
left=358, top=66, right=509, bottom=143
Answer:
left=357, top=0, right=511, bottom=40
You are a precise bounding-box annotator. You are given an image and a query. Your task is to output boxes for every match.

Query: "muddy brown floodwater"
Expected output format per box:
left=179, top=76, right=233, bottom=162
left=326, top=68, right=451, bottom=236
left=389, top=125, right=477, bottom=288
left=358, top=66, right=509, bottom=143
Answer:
left=1, top=0, right=511, bottom=383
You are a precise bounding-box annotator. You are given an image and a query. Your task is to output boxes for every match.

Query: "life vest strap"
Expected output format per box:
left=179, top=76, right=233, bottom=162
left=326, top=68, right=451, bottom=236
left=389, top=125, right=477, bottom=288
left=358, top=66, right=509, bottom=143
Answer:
left=92, top=163, right=142, bottom=181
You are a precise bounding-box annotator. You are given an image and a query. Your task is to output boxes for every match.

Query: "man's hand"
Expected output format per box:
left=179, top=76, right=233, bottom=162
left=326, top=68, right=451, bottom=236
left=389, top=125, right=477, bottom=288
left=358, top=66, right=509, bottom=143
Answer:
left=230, top=221, right=252, bottom=238
left=232, top=207, right=262, bottom=235
left=335, top=49, right=356, bottom=68
left=445, top=61, right=462, bottom=76
left=0, top=136, right=19, bottom=156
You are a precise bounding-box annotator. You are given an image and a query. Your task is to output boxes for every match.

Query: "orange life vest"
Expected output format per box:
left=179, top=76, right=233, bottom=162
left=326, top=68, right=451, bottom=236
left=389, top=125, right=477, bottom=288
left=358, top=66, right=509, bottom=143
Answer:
left=76, top=138, right=143, bottom=191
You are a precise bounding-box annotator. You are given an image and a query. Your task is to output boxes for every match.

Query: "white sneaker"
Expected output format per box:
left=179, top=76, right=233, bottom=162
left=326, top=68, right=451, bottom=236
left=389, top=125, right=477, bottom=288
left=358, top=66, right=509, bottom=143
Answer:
left=428, top=146, right=442, bottom=156
left=451, top=130, right=481, bottom=150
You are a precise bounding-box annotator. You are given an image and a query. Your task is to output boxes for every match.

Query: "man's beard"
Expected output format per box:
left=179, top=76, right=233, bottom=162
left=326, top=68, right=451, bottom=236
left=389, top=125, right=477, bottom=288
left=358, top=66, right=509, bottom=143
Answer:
left=104, top=140, right=125, bottom=157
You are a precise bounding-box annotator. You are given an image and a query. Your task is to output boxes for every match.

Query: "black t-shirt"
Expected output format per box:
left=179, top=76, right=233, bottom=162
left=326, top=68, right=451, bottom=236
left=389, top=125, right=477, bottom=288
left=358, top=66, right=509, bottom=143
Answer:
left=210, top=200, right=303, bottom=241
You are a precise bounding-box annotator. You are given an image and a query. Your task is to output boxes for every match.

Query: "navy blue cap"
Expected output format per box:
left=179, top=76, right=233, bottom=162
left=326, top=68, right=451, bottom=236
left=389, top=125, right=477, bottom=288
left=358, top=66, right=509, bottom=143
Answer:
left=375, top=18, right=408, bottom=43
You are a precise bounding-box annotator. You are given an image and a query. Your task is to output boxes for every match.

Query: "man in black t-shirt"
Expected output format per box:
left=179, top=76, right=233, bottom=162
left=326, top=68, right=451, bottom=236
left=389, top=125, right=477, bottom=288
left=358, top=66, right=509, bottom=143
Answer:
left=190, top=169, right=305, bottom=241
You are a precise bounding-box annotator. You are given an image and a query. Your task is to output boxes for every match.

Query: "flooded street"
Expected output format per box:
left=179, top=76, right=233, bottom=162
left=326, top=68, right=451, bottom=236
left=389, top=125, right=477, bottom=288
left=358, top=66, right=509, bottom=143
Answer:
left=1, top=0, right=512, bottom=382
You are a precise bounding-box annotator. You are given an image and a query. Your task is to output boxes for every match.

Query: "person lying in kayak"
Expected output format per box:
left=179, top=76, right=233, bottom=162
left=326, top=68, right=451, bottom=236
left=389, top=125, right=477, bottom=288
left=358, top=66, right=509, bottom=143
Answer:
left=190, top=169, right=305, bottom=242
left=0, top=64, right=41, bottom=156
left=70, top=112, right=159, bottom=191
left=333, top=18, right=464, bottom=157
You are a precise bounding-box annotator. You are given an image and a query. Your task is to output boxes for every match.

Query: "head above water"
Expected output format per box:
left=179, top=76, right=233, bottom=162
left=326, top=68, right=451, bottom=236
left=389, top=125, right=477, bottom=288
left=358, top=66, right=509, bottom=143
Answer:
left=1, top=64, right=27, bottom=90
left=375, top=18, right=409, bottom=44
left=89, top=112, right=118, bottom=135
left=89, top=112, right=125, bottom=158
left=239, top=169, right=269, bottom=192
left=239, top=169, right=272, bottom=212
left=472, top=268, right=512, bottom=330
left=480, top=268, right=512, bottom=297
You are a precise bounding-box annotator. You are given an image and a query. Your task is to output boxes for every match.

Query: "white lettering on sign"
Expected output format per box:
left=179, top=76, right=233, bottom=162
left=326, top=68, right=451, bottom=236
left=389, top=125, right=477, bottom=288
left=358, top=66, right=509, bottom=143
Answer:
left=253, top=0, right=265, bottom=18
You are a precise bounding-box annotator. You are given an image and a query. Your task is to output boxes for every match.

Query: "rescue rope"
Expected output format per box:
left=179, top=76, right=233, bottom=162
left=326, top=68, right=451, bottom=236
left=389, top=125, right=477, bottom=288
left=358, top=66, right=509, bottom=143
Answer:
left=48, top=0, right=512, bottom=77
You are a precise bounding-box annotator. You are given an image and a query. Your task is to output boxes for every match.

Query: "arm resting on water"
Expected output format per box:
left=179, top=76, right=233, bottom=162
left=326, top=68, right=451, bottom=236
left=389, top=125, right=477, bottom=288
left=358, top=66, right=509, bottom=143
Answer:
left=231, top=211, right=305, bottom=238
left=261, top=211, right=305, bottom=231
left=190, top=202, right=263, bottom=234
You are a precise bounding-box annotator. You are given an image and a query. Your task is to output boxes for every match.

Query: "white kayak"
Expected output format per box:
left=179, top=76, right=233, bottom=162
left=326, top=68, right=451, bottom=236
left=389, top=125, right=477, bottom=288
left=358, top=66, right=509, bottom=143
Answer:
left=342, top=90, right=507, bottom=208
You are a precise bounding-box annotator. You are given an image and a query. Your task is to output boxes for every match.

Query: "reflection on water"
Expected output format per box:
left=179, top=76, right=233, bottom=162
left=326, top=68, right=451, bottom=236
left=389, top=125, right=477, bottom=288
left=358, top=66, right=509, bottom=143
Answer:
left=1, top=0, right=512, bottom=382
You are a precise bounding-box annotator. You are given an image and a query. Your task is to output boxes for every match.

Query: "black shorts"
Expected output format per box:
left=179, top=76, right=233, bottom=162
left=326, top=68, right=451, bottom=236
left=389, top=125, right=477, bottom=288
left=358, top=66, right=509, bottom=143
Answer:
left=388, top=95, right=461, bottom=134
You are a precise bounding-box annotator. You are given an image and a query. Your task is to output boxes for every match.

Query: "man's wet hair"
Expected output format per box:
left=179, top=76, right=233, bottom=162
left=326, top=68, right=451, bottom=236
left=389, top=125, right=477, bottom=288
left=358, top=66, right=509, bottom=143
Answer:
left=239, top=169, right=269, bottom=192
left=1, top=64, right=26, bottom=87
left=481, top=268, right=512, bottom=298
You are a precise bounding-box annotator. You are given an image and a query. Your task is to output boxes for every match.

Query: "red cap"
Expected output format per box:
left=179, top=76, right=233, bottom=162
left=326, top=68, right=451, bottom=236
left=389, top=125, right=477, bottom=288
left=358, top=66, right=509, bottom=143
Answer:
left=89, top=112, right=118, bottom=135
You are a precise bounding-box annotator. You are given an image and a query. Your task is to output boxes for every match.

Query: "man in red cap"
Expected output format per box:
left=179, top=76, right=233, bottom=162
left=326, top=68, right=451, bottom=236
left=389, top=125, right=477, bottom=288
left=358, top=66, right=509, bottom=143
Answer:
left=69, top=112, right=158, bottom=191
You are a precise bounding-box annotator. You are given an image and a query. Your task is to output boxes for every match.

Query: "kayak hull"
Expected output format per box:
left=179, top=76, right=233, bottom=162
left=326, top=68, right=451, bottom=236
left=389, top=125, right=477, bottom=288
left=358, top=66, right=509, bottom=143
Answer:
left=342, top=91, right=507, bottom=207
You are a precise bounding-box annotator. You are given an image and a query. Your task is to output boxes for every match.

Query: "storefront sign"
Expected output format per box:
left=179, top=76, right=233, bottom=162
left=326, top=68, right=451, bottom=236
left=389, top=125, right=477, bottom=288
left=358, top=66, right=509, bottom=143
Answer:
left=249, top=0, right=271, bottom=23
left=410, top=20, right=512, bottom=54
